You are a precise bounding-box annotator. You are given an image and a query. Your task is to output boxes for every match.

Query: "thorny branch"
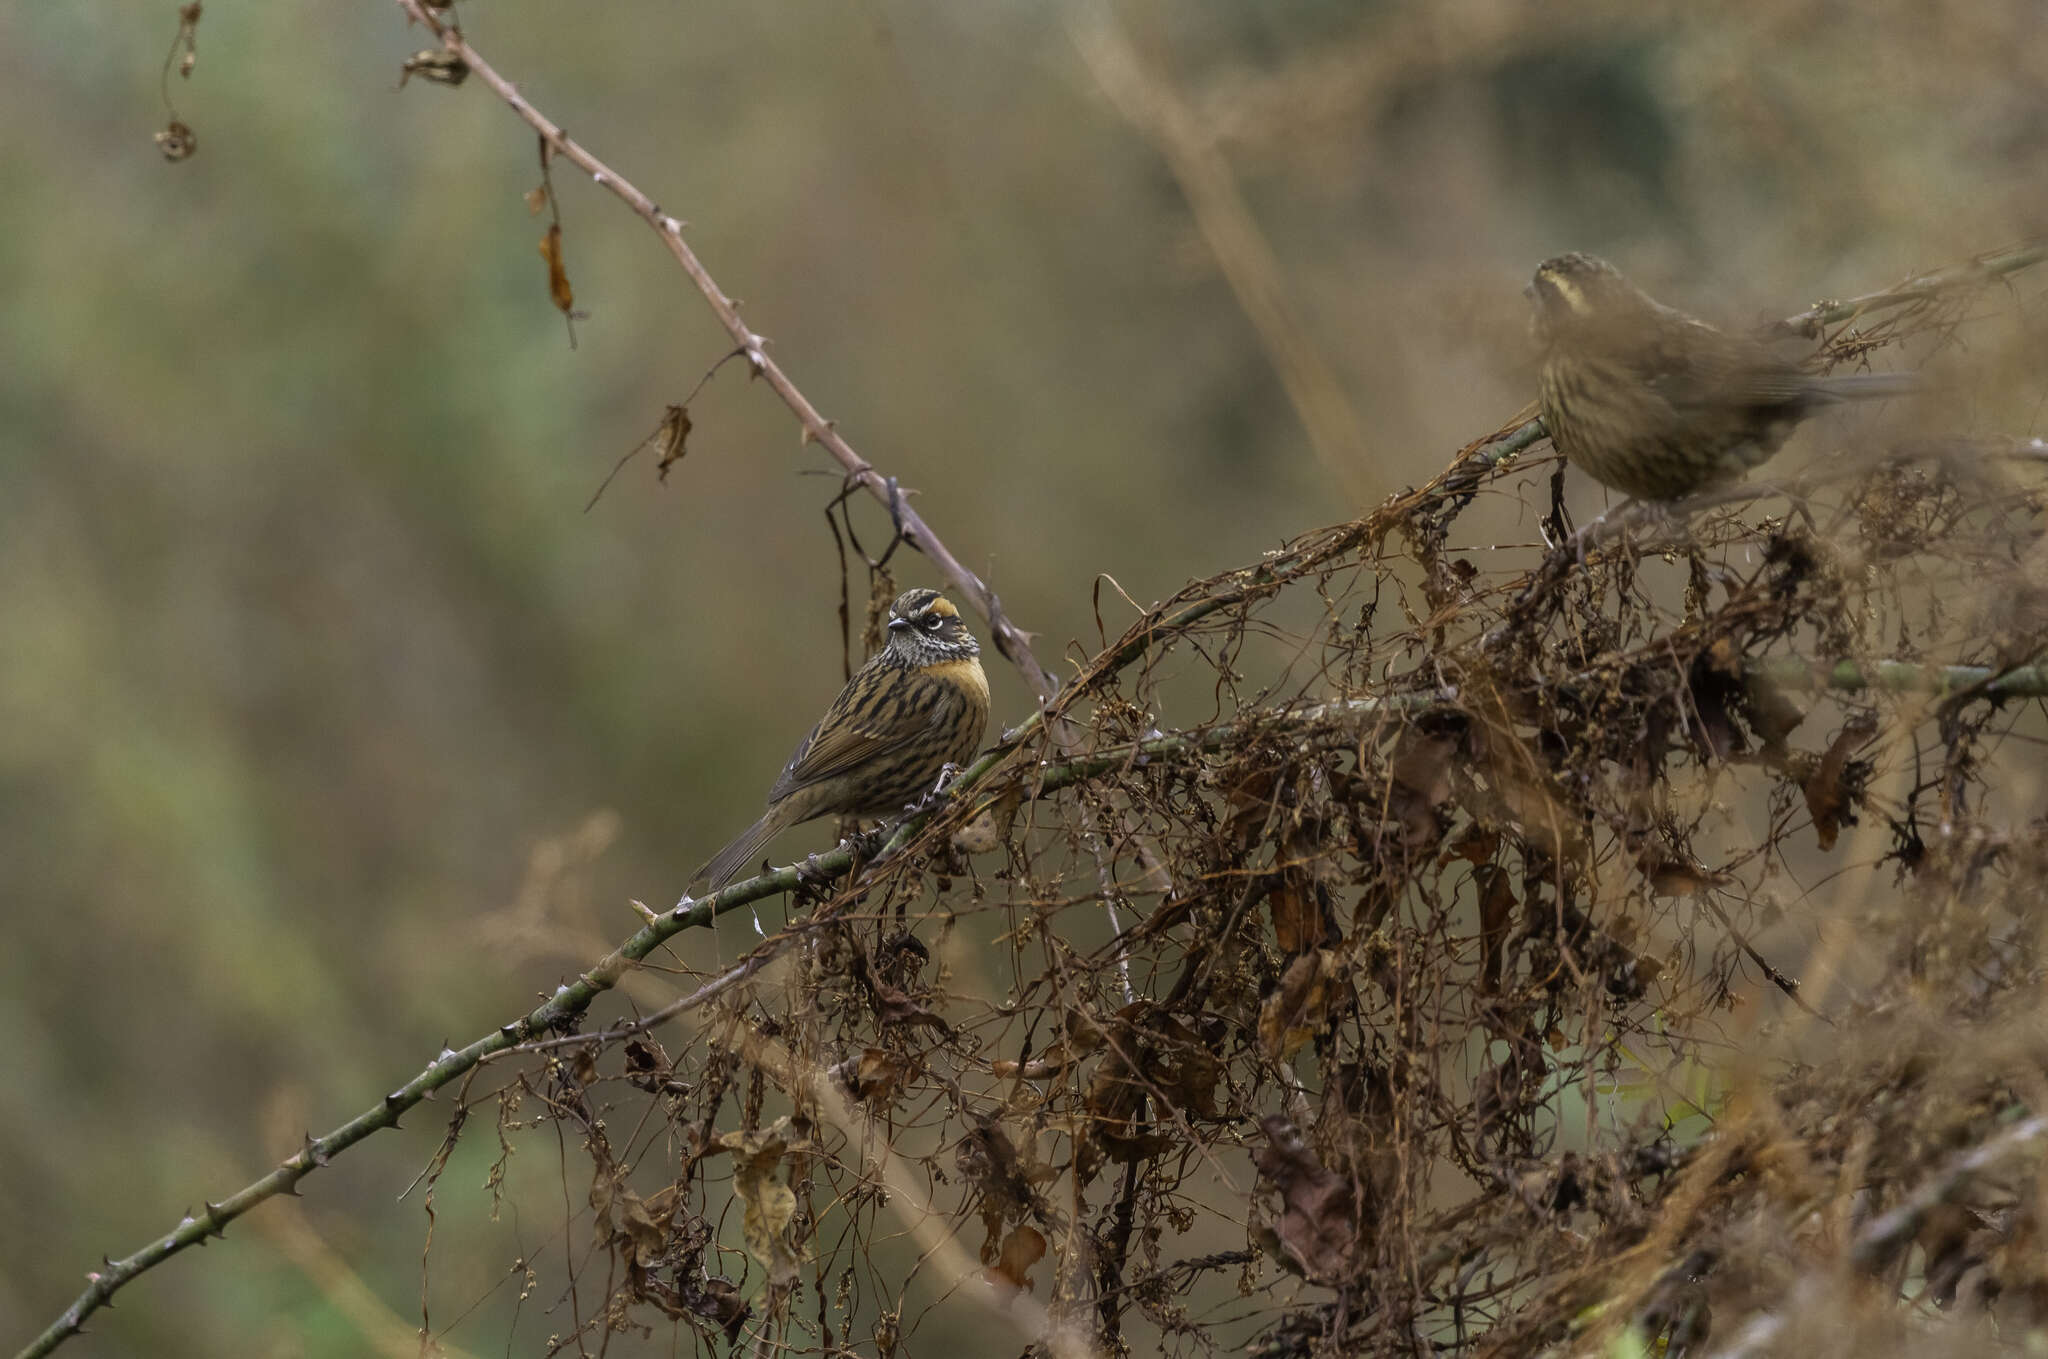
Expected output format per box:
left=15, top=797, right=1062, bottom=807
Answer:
left=392, top=0, right=1059, bottom=701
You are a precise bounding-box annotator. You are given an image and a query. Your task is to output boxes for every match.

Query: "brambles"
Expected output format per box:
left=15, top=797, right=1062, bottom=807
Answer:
left=424, top=302, right=2048, bottom=1355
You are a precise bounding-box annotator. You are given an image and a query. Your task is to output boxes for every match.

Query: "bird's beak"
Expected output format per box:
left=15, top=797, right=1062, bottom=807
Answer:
left=887, top=617, right=911, bottom=632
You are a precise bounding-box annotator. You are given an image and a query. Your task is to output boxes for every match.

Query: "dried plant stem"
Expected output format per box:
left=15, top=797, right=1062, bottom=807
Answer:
left=8, top=697, right=1389, bottom=1359
left=1773, top=239, right=2048, bottom=337
left=23, top=638, right=2032, bottom=1358
left=393, top=0, right=1058, bottom=701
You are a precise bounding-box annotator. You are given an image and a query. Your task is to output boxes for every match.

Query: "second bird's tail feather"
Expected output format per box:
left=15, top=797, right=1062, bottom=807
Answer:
left=1814, top=370, right=1922, bottom=402
left=690, top=802, right=800, bottom=896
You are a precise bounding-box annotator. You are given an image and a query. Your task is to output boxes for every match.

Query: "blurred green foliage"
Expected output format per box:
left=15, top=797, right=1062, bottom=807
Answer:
left=2, top=0, right=2043, bottom=1352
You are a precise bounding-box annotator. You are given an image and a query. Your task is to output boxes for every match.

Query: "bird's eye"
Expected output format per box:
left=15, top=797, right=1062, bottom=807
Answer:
left=922, top=615, right=944, bottom=631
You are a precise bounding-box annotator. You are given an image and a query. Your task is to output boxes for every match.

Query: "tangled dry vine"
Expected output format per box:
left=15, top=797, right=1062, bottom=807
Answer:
left=22, top=227, right=2048, bottom=1357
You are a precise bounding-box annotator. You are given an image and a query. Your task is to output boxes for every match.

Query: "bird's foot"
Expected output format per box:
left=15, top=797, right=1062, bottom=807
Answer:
left=903, top=764, right=966, bottom=817
left=845, top=825, right=891, bottom=859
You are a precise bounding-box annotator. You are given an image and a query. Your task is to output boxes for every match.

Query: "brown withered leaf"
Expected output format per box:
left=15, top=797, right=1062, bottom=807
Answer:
left=984, top=1225, right=1048, bottom=1295
left=1688, top=635, right=1749, bottom=762
left=1443, top=823, right=1500, bottom=867
left=1254, top=1115, right=1359, bottom=1284
left=953, top=785, right=1023, bottom=854
left=1466, top=721, right=1586, bottom=863
left=1744, top=665, right=1808, bottom=751
left=718, top=1118, right=808, bottom=1288
left=590, top=1175, right=676, bottom=1268
left=525, top=184, right=550, bottom=215
left=680, top=1274, right=749, bottom=1343
left=615, top=1188, right=669, bottom=1268
left=1259, top=949, right=1337, bottom=1061
left=400, top=50, right=469, bottom=87
left=652, top=404, right=692, bottom=480
left=1149, top=1015, right=1221, bottom=1119
left=539, top=223, right=575, bottom=313
left=1640, top=850, right=1733, bottom=899
left=1804, top=713, right=1879, bottom=851
left=1473, top=863, right=1517, bottom=994
left=843, top=1047, right=910, bottom=1106
left=154, top=121, right=197, bottom=161
left=1269, top=871, right=1329, bottom=955
left=568, top=1045, right=599, bottom=1087
left=623, top=1038, right=668, bottom=1075
left=851, top=940, right=951, bottom=1034
left=1221, top=765, right=1280, bottom=850
left=1382, top=725, right=1460, bottom=849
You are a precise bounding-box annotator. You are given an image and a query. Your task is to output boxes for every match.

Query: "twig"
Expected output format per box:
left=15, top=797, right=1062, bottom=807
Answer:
left=1770, top=239, right=2048, bottom=338
left=393, top=0, right=1059, bottom=701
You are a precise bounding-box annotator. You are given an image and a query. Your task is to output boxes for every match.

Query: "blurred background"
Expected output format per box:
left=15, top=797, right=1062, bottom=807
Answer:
left=2, top=0, right=2044, bottom=1353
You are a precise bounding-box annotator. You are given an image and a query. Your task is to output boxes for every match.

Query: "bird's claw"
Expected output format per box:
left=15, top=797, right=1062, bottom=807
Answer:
left=903, top=765, right=964, bottom=818
left=795, top=851, right=837, bottom=889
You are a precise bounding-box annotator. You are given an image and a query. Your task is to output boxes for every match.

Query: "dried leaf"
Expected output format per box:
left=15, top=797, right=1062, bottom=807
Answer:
left=953, top=786, right=1023, bottom=854
left=680, top=1274, right=749, bottom=1343
left=524, top=184, right=549, bottom=215
left=1268, top=871, right=1328, bottom=955
left=1443, top=823, right=1500, bottom=867
left=616, top=1188, right=668, bottom=1267
left=154, top=121, right=197, bottom=161
left=652, top=404, right=691, bottom=480
left=718, top=1117, right=808, bottom=1288
left=538, top=222, right=575, bottom=313
left=1254, top=1115, right=1359, bottom=1283
left=1473, top=863, right=1516, bottom=994
left=984, top=1225, right=1047, bottom=1294
left=1259, top=949, right=1337, bottom=1061
left=1804, top=713, right=1879, bottom=851
left=846, top=1047, right=909, bottom=1106
left=1641, top=852, right=1732, bottom=899
left=400, top=50, right=469, bottom=87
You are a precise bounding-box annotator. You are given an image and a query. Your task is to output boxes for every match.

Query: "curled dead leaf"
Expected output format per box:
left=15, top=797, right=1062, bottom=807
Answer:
left=1803, top=713, right=1879, bottom=851
left=1259, top=949, right=1338, bottom=1061
left=154, top=121, right=197, bottom=161
left=1254, top=1115, right=1360, bottom=1284
left=400, top=50, right=469, bottom=87
left=984, top=1224, right=1047, bottom=1295
left=538, top=222, right=575, bottom=314
left=718, top=1117, right=808, bottom=1288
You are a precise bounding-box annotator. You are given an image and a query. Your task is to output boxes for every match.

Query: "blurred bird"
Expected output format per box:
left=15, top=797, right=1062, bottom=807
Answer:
left=1529, top=252, right=1919, bottom=501
left=689, top=588, right=990, bottom=893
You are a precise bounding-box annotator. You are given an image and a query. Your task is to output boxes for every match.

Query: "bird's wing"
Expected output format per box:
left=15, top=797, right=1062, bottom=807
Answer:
left=767, top=663, right=924, bottom=803
left=1641, top=316, right=1811, bottom=412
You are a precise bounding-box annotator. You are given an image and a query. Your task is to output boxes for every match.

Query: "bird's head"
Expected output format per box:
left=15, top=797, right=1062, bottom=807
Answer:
left=884, top=589, right=980, bottom=665
left=1526, top=253, right=1651, bottom=344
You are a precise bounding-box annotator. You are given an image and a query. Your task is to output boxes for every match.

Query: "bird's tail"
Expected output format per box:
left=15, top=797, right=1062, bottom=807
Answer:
left=1813, top=370, right=1922, bottom=403
left=690, top=801, right=801, bottom=896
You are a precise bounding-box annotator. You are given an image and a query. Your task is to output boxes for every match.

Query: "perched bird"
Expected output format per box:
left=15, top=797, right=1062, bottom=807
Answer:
left=689, top=588, right=990, bottom=893
left=1529, top=252, right=1919, bottom=501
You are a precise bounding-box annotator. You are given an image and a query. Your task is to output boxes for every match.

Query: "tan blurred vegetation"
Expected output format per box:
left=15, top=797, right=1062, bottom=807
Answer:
left=3, top=0, right=2047, bottom=1355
